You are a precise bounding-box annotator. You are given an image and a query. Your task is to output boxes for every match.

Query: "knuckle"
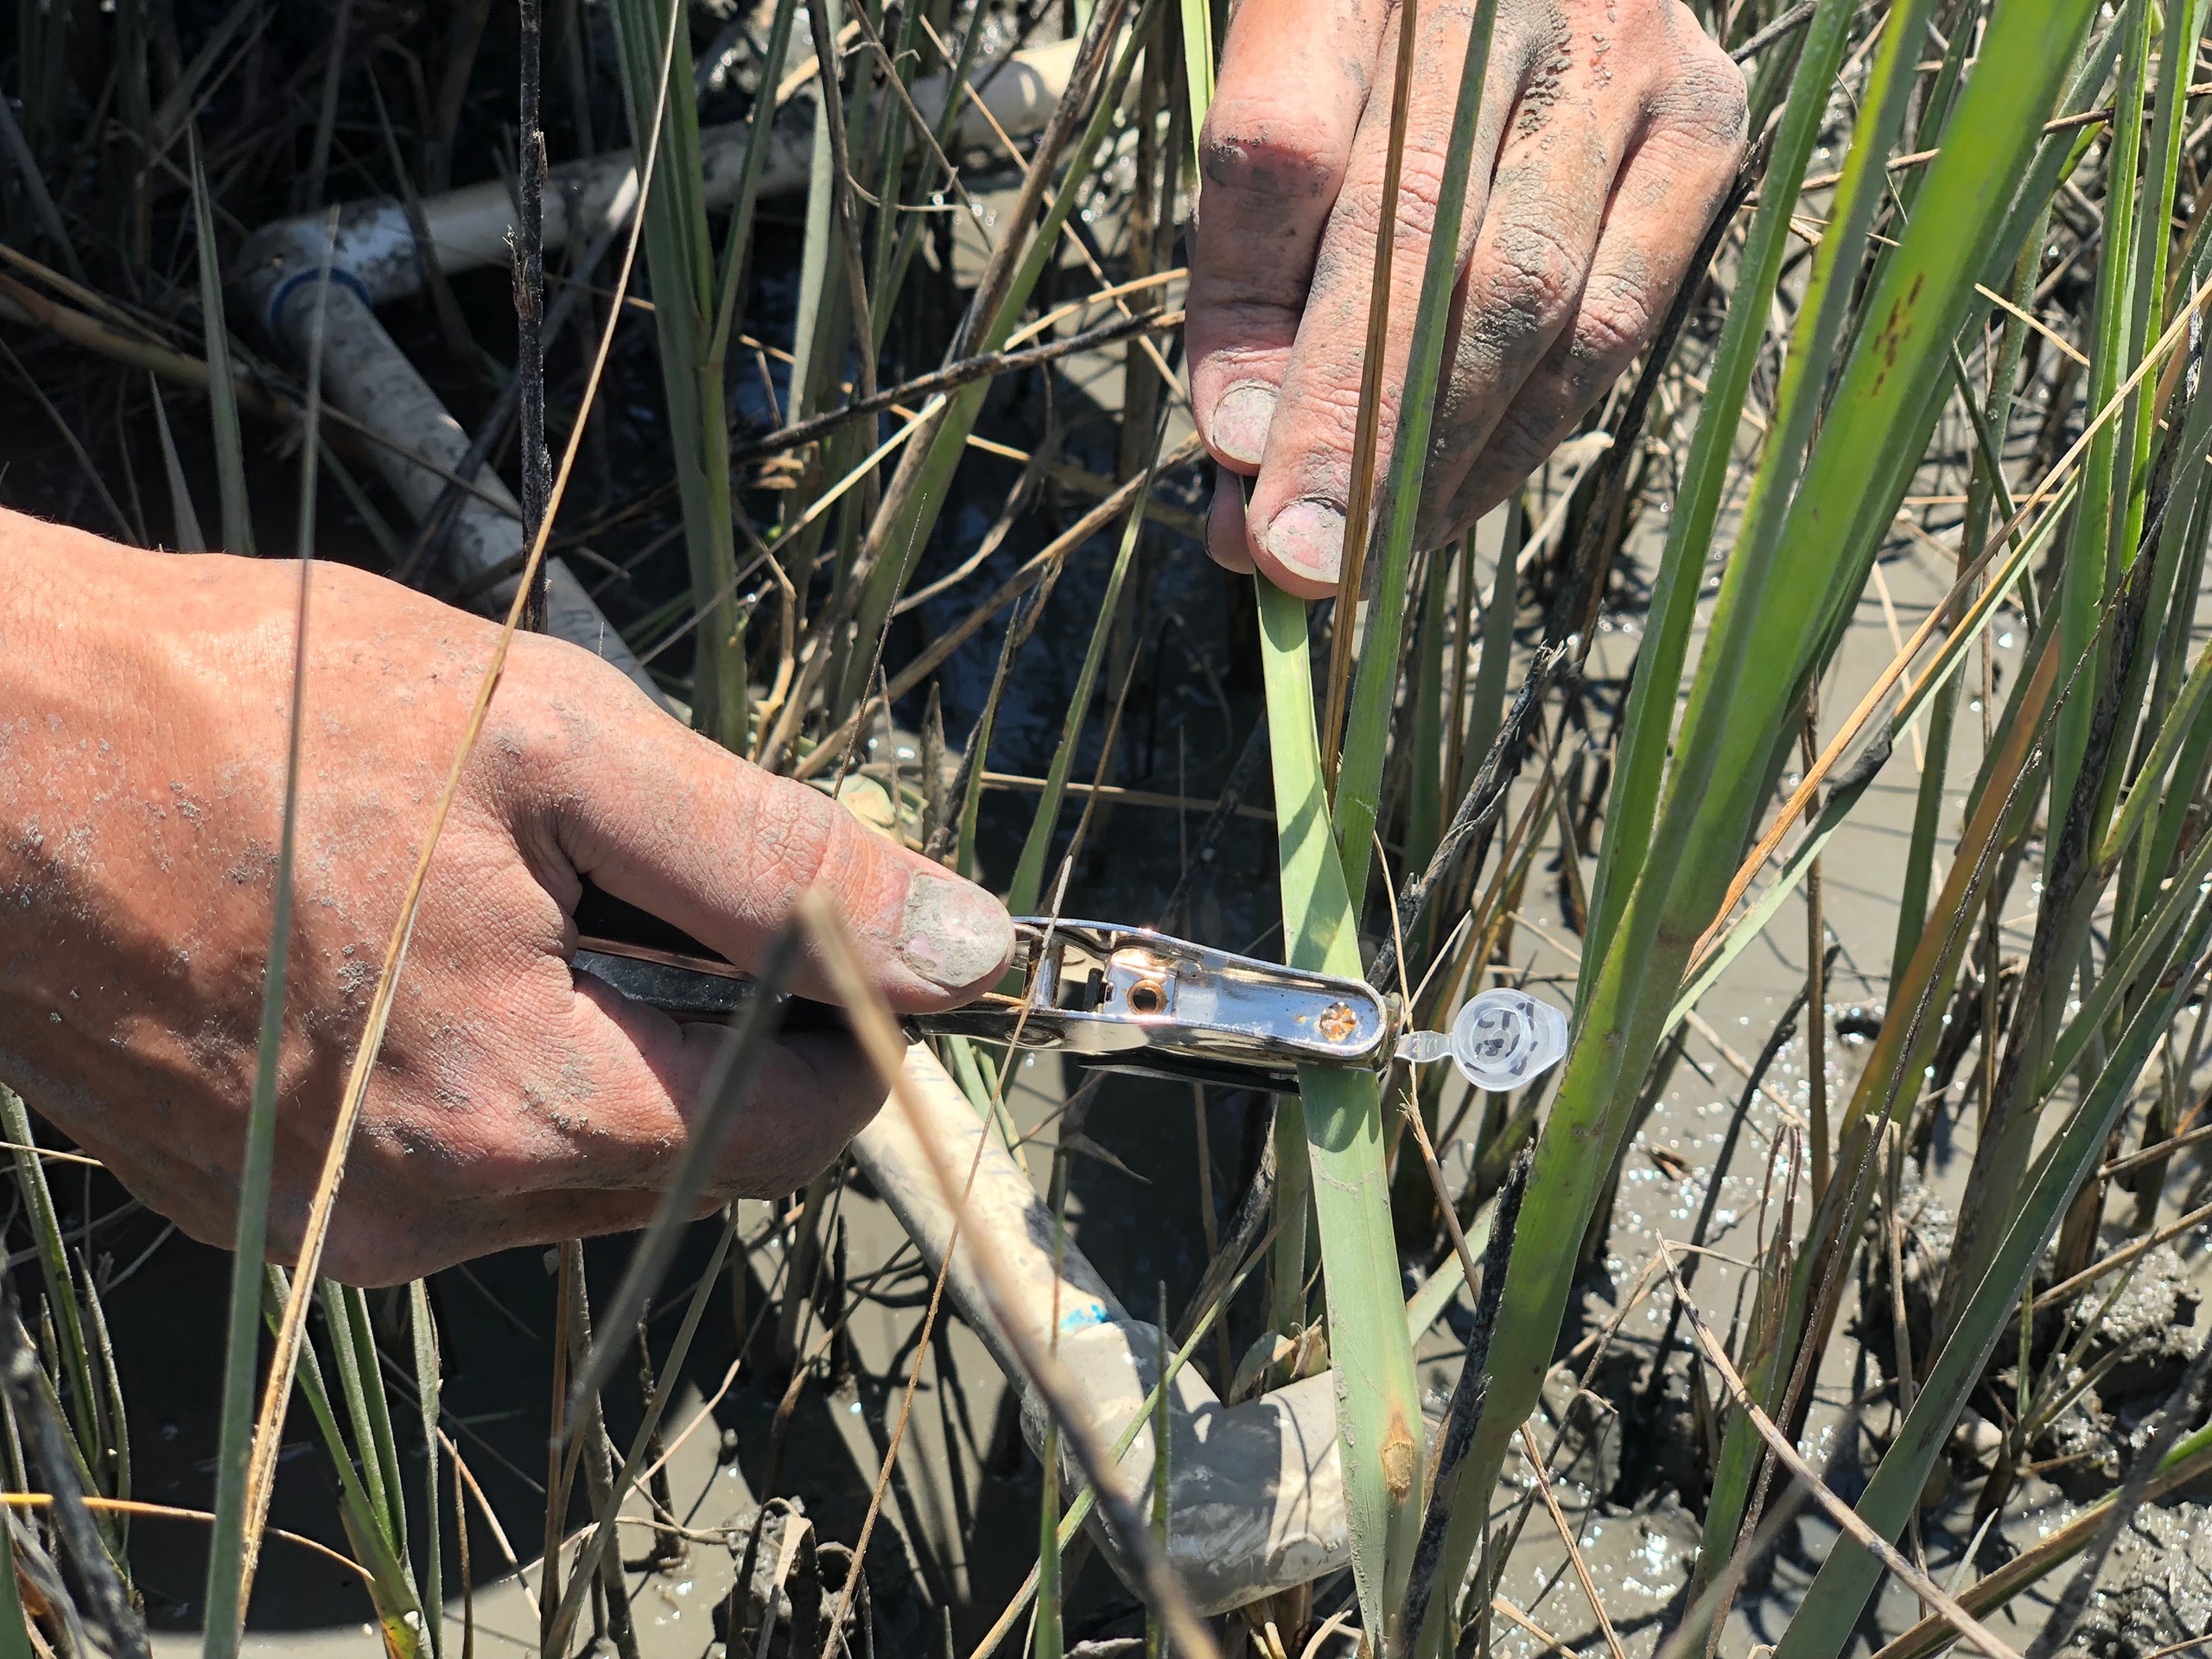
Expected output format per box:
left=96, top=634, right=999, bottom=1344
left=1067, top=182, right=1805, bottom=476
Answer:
left=1652, top=39, right=1750, bottom=148
left=743, top=772, right=842, bottom=909
left=1480, top=218, right=1584, bottom=337
left=1333, top=147, right=1451, bottom=246
left=1188, top=283, right=1305, bottom=340
left=1573, top=277, right=1658, bottom=366
left=1199, top=98, right=1346, bottom=200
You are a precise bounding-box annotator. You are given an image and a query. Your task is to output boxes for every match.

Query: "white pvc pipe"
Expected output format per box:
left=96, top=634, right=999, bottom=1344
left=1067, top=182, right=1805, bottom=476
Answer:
left=253, top=278, right=655, bottom=692
left=237, top=41, right=1079, bottom=308
left=853, top=1048, right=1352, bottom=1614
left=232, top=38, right=1077, bottom=676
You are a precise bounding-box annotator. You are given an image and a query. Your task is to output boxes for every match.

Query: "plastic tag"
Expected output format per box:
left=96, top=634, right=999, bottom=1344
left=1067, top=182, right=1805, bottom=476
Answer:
left=1395, top=988, right=1571, bottom=1090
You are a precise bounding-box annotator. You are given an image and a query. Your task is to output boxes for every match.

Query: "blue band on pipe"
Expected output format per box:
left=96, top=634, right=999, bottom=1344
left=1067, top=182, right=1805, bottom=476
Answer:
left=1058, top=1302, right=1109, bottom=1334
left=264, top=264, right=375, bottom=335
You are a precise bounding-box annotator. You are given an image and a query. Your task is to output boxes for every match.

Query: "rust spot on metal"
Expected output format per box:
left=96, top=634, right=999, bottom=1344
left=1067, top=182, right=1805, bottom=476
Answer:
left=1318, top=1001, right=1361, bottom=1043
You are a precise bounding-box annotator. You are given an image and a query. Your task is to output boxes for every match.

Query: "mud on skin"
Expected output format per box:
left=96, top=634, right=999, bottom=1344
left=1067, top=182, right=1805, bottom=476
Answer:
left=0, top=510, right=1014, bottom=1285
left=1188, top=0, right=1746, bottom=592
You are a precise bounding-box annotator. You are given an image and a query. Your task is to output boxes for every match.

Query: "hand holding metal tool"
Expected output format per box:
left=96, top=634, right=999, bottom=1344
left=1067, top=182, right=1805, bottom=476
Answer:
left=574, top=883, right=1569, bottom=1094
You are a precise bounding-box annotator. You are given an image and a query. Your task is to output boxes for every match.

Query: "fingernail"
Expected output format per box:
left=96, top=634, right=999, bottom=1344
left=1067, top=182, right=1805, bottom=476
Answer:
left=1211, top=382, right=1278, bottom=466
left=1265, top=499, right=1347, bottom=582
left=898, top=874, right=1014, bottom=992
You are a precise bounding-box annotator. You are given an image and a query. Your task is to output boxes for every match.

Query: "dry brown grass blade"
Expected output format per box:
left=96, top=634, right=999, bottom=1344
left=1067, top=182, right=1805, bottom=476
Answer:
left=232, top=0, right=691, bottom=1599
left=1865, top=1430, right=2212, bottom=1659
left=2031, top=1192, right=2212, bottom=1311
left=1516, top=1422, right=1630, bottom=1659
left=1319, top=0, right=1421, bottom=785
left=1658, top=1241, right=2024, bottom=1659
left=0, top=1493, right=369, bottom=1583
left=1689, top=259, right=2212, bottom=966
left=796, top=889, right=1222, bottom=1659
left=819, top=894, right=1074, bottom=1656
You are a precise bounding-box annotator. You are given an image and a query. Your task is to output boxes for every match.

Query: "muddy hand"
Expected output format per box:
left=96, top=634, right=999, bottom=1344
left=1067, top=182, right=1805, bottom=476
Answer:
left=1189, top=0, right=1746, bottom=593
left=0, top=512, right=1014, bottom=1285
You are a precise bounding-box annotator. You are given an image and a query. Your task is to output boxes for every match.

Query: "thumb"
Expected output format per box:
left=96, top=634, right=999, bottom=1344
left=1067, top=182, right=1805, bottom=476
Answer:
left=517, top=652, right=1014, bottom=1010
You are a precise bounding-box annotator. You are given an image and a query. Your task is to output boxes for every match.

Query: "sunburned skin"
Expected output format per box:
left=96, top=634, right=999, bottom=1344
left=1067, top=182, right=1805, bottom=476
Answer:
left=1189, top=0, right=1747, bottom=590
left=0, top=512, right=1016, bottom=1286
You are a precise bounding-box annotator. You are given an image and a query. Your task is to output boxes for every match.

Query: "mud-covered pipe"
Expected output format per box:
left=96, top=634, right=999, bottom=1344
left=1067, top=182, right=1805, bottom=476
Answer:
left=232, top=39, right=1076, bottom=672
left=852, top=1047, right=1351, bottom=1615
left=234, top=276, right=656, bottom=693
left=238, top=40, right=1077, bottom=308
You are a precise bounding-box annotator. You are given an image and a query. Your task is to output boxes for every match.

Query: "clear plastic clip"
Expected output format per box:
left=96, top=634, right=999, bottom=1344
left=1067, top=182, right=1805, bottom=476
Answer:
left=1395, top=988, right=1571, bottom=1090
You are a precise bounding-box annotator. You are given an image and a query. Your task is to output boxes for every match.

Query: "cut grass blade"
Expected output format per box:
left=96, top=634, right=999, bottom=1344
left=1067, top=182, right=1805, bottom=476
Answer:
left=147, top=377, right=206, bottom=552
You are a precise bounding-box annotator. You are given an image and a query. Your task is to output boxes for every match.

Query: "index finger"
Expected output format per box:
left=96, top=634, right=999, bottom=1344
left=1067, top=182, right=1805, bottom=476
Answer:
left=1187, top=0, right=1388, bottom=473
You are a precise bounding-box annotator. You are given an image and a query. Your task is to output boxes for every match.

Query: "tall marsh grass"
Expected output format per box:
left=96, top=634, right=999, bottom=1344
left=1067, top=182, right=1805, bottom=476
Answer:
left=4, top=0, right=2212, bottom=1653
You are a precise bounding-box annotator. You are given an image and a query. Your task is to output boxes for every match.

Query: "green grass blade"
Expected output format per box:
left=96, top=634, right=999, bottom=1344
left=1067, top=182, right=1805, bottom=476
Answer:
left=2051, top=0, right=2150, bottom=813
left=1408, top=556, right=1449, bottom=893
left=262, top=1271, right=428, bottom=1656
left=788, top=2, right=842, bottom=424
left=0, top=1091, right=101, bottom=1491
left=2106, top=0, right=2204, bottom=583
left=1461, top=522, right=1517, bottom=797
left=0, top=1518, right=32, bottom=1659
left=956, top=608, right=1025, bottom=880
left=1580, top=0, right=1855, bottom=983
left=1035, top=1425, right=1063, bottom=1659
left=1176, top=0, right=1212, bottom=177
left=2044, top=794, right=2212, bottom=1096
left=315, top=1281, right=398, bottom=1554
left=607, top=0, right=746, bottom=747
left=187, top=126, right=251, bottom=558
left=1257, top=575, right=1423, bottom=1652
left=1146, top=1292, right=1169, bottom=1659
left=708, top=0, right=802, bottom=371
left=202, top=228, right=335, bottom=1658
left=410, top=1283, right=442, bottom=1659
left=80, top=1271, right=129, bottom=1547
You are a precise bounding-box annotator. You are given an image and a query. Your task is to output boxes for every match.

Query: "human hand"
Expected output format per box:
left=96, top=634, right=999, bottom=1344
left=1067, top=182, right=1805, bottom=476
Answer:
left=0, top=513, right=1014, bottom=1285
left=1188, top=0, right=1746, bottom=594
